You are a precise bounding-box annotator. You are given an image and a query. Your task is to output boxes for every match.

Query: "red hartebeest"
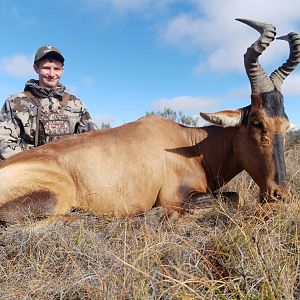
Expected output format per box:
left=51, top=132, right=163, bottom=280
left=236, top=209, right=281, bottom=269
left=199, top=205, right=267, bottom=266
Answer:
left=0, top=19, right=299, bottom=224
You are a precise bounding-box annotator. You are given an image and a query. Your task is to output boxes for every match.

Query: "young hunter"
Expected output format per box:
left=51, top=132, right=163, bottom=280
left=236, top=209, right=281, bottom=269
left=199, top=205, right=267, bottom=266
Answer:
left=0, top=45, right=98, bottom=160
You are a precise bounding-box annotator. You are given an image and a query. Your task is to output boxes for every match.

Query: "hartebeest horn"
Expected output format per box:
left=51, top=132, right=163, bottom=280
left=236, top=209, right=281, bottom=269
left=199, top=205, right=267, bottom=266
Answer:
left=270, top=32, right=300, bottom=91
left=236, top=18, right=276, bottom=93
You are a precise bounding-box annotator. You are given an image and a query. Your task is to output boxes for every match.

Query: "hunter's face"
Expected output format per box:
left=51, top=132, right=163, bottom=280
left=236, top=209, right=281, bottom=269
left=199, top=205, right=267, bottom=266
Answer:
left=34, top=59, right=64, bottom=88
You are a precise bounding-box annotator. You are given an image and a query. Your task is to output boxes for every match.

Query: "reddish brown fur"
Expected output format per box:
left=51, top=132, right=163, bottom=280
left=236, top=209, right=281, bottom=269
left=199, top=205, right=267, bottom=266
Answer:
left=0, top=113, right=290, bottom=224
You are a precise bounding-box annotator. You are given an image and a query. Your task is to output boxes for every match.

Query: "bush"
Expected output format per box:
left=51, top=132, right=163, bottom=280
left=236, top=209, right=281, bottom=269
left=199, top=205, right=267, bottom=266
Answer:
left=146, top=108, right=199, bottom=127
left=286, top=129, right=300, bottom=148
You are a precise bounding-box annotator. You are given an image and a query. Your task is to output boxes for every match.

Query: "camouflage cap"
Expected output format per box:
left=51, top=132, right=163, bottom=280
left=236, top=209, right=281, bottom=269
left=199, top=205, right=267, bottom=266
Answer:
left=34, top=45, right=65, bottom=64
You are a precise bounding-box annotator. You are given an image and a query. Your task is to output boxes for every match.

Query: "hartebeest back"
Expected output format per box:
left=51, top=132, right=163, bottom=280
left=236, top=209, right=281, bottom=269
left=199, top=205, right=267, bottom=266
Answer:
left=0, top=18, right=299, bottom=224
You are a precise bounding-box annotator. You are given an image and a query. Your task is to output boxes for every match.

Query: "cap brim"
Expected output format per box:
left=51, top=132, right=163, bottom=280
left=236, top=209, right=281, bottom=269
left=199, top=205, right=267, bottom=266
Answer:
left=35, top=51, right=64, bottom=63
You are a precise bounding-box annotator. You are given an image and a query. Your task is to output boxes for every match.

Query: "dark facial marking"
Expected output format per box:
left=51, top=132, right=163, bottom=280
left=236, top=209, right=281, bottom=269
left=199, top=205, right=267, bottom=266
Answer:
left=261, top=90, right=288, bottom=119
left=261, top=90, right=288, bottom=186
left=0, top=190, right=57, bottom=224
left=272, top=133, right=287, bottom=186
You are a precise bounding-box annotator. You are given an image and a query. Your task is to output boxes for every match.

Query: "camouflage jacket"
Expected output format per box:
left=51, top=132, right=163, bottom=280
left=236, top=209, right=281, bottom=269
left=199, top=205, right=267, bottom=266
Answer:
left=0, top=79, right=98, bottom=159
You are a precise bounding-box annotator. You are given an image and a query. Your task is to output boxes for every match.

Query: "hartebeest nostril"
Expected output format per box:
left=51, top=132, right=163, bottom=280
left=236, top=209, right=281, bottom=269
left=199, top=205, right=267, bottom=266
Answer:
left=271, top=187, right=291, bottom=202
left=260, top=186, right=290, bottom=203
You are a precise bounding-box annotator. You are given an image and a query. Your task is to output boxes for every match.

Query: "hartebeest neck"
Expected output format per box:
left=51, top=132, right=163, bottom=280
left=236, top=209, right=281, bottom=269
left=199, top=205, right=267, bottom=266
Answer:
left=192, top=125, right=243, bottom=191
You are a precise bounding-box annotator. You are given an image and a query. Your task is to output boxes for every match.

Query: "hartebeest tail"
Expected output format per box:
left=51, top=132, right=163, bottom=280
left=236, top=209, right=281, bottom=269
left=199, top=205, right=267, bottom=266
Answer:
left=0, top=18, right=299, bottom=225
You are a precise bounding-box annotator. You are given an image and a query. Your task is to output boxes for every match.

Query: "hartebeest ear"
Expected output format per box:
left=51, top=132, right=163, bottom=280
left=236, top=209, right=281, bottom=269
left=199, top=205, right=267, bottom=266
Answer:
left=200, top=110, right=243, bottom=127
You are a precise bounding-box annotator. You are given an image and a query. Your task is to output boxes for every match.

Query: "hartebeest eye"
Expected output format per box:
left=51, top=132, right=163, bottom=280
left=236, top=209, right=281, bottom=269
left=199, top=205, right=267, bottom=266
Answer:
left=251, top=120, right=264, bottom=130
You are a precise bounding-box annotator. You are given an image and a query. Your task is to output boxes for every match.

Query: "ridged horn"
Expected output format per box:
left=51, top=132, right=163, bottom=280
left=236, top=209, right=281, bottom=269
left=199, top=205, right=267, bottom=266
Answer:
left=236, top=18, right=276, bottom=93
left=270, top=32, right=300, bottom=91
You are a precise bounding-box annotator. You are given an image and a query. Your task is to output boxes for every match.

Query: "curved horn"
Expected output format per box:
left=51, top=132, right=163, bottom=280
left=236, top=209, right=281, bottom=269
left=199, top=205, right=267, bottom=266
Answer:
left=236, top=18, right=276, bottom=93
left=270, top=32, right=300, bottom=91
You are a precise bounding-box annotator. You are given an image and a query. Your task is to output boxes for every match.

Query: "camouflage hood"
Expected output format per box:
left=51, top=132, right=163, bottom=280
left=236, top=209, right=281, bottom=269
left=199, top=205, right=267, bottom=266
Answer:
left=24, top=79, right=66, bottom=98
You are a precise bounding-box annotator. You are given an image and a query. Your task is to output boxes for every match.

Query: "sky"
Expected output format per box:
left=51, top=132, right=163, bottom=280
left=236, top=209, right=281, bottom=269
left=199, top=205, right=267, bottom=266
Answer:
left=0, top=0, right=300, bottom=128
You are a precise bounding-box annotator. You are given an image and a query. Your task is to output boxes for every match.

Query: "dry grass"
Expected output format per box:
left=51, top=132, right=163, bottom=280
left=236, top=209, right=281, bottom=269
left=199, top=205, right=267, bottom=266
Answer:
left=0, top=144, right=300, bottom=299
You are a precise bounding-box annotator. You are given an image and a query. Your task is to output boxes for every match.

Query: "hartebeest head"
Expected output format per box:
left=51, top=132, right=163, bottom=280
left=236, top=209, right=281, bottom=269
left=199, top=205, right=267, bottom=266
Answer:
left=201, top=19, right=300, bottom=203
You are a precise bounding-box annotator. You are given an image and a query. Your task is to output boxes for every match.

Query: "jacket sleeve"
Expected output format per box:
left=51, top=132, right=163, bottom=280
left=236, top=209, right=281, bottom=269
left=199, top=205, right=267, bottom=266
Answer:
left=76, top=101, right=98, bottom=133
left=0, top=99, right=23, bottom=159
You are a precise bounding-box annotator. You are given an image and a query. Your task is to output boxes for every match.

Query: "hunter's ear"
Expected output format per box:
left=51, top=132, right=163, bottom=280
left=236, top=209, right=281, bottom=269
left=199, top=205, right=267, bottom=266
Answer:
left=33, top=64, right=39, bottom=74
left=200, top=109, right=243, bottom=127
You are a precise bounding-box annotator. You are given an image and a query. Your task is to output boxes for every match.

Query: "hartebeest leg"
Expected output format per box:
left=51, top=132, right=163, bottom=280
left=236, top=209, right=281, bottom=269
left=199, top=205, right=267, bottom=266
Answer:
left=0, top=161, right=77, bottom=225
left=0, top=189, right=57, bottom=225
left=181, top=191, right=243, bottom=212
left=181, top=192, right=216, bottom=211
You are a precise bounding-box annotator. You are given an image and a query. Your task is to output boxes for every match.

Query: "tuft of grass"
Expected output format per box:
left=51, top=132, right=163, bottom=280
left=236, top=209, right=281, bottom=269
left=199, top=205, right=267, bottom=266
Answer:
left=0, top=144, right=299, bottom=299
